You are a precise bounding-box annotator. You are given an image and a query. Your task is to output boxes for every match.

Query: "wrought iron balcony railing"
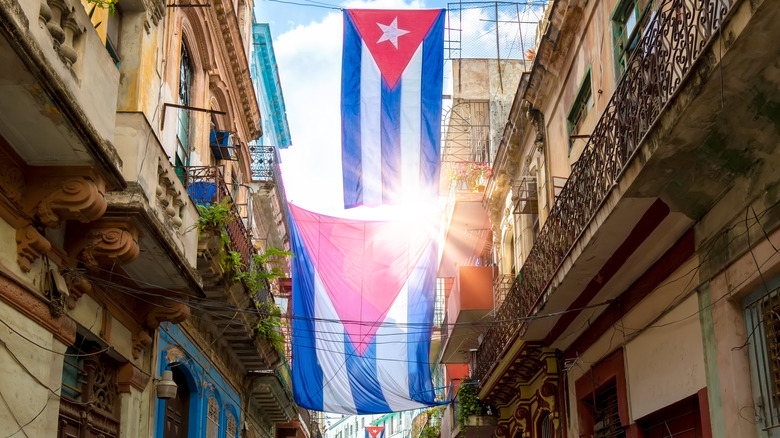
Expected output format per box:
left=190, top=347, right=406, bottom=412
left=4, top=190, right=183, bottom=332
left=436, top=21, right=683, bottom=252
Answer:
left=473, top=0, right=733, bottom=382
left=250, top=145, right=281, bottom=183
left=179, top=165, right=254, bottom=266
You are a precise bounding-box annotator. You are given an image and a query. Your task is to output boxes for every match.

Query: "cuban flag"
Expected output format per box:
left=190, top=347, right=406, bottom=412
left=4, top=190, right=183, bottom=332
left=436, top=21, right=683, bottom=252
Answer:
left=289, top=204, right=441, bottom=414
left=366, top=427, right=385, bottom=438
left=341, top=9, right=445, bottom=208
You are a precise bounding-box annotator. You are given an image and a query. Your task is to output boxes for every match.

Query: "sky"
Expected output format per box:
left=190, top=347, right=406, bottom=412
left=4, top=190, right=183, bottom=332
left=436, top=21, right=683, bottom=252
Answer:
left=253, top=0, right=452, bottom=219
left=252, top=0, right=543, bottom=219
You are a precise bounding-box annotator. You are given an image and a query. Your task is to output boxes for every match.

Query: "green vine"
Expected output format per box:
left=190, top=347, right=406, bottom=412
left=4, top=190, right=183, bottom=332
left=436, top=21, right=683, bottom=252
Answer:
left=256, top=300, right=284, bottom=353
left=194, top=200, right=292, bottom=354
left=456, top=378, right=489, bottom=432
left=419, top=406, right=444, bottom=438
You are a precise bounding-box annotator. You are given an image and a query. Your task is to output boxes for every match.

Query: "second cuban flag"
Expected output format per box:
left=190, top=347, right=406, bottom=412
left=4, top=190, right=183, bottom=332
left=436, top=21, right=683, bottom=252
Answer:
left=341, top=9, right=445, bottom=208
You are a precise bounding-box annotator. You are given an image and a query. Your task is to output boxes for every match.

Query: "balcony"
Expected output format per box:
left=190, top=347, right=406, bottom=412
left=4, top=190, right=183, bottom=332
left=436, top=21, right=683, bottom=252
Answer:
left=179, top=165, right=254, bottom=266
left=476, top=0, right=775, bottom=384
left=0, top=0, right=123, bottom=185
left=441, top=266, right=494, bottom=363
left=249, top=144, right=289, bottom=252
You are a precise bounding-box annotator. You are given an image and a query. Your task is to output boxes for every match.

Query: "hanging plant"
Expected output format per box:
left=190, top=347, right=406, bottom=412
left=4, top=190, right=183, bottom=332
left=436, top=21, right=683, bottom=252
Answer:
left=456, top=378, right=489, bottom=432
left=256, top=300, right=284, bottom=353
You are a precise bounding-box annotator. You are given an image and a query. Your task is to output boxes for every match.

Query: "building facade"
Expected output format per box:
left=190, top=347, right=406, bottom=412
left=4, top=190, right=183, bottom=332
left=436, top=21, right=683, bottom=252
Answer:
left=0, top=0, right=301, bottom=436
left=442, top=0, right=780, bottom=437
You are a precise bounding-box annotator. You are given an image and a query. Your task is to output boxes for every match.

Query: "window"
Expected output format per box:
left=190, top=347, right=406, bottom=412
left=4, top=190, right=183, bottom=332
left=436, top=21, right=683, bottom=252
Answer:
left=612, top=0, right=652, bottom=77
left=538, top=413, right=553, bottom=438
left=592, top=383, right=624, bottom=438
left=105, top=5, right=122, bottom=66
left=58, top=340, right=120, bottom=438
left=226, top=413, right=238, bottom=438
left=636, top=395, right=703, bottom=438
left=567, top=70, right=593, bottom=152
left=176, top=43, right=194, bottom=180
left=744, top=283, right=780, bottom=433
left=206, top=396, right=220, bottom=438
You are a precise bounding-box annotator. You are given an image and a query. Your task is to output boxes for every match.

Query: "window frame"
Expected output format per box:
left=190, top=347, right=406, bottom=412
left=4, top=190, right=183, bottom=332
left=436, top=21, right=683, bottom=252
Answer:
left=566, top=68, right=593, bottom=153
left=611, top=0, right=653, bottom=78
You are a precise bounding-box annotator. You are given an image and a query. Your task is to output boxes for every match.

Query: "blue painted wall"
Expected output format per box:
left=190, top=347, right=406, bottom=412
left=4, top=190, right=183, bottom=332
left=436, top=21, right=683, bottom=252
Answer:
left=154, top=323, right=242, bottom=438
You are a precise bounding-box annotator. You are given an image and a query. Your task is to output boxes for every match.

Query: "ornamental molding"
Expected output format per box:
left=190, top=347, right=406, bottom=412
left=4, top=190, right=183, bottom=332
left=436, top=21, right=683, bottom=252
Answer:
left=16, top=225, right=52, bottom=272
left=29, top=171, right=107, bottom=229
left=76, top=219, right=141, bottom=269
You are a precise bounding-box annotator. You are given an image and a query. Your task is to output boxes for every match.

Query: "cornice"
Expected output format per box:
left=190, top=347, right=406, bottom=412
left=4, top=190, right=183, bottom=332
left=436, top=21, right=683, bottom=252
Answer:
left=211, top=0, right=262, bottom=141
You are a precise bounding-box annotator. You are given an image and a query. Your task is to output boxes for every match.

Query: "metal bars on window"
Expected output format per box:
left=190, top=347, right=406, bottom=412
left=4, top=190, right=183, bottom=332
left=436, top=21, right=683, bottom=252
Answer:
left=744, top=285, right=780, bottom=432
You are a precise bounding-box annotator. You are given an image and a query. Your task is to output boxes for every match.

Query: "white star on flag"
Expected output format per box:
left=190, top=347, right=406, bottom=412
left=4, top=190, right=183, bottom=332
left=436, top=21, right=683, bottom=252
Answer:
left=376, top=17, right=410, bottom=49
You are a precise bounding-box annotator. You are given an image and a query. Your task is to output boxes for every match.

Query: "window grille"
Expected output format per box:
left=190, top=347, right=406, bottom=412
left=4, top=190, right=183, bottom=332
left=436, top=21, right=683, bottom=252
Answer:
left=227, top=414, right=238, bottom=437
left=744, top=284, right=780, bottom=433
left=593, top=383, right=625, bottom=438
left=206, top=396, right=220, bottom=438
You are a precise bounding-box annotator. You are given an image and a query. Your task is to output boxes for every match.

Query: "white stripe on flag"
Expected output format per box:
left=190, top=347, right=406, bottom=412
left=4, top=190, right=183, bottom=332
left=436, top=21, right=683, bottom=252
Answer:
left=314, top=272, right=357, bottom=413
left=360, top=42, right=382, bottom=206
left=375, top=283, right=418, bottom=412
left=400, top=46, right=423, bottom=201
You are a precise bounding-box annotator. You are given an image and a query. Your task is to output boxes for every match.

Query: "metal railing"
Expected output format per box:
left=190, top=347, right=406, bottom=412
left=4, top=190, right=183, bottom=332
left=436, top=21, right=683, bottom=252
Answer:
left=249, top=145, right=281, bottom=183
left=179, top=166, right=254, bottom=266
left=474, top=0, right=733, bottom=383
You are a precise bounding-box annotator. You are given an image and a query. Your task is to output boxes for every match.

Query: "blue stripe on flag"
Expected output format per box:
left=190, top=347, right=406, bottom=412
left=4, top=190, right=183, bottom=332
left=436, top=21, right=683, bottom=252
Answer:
left=291, top=220, right=324, bottom=411
left=380, top=78, right=402, bottom=204
left=341, top=11, right=363, bottom=208
left=419, top=11, right=445, bottom=198
left=345, top=335, right=392, bottom=414
left=407, top=241, right=438, bottom=403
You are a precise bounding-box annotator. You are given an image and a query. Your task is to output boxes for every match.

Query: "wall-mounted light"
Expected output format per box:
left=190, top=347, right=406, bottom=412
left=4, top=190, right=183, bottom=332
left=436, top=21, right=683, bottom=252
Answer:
left=156, top=370, right=178, bottom=399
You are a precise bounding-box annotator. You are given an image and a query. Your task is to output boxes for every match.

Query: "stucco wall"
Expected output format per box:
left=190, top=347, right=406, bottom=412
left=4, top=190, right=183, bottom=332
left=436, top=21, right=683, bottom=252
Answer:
left=625, top=294, right=706, bottom=419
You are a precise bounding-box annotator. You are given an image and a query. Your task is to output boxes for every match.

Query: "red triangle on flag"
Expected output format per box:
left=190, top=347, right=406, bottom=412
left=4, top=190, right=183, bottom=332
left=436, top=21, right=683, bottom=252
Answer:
left=290, top=206, right=431, bottom=356
left=348, top=9, right=442, bottom=88
left=366, top=427, right=384, bottom=438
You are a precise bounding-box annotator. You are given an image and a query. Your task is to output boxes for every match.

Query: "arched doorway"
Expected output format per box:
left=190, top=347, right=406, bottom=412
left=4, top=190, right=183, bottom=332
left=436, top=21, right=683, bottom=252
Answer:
left=163, top=366, right=191, bottom=438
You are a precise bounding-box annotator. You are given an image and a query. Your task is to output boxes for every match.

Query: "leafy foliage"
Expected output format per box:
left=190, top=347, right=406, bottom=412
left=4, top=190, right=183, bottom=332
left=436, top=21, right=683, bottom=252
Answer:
left=419, top=406, right=444, bottom=438
left=456, top=378, right=489, bottom=432
left=256, top=300, right=284, bottom=353
left=87, top=0, right=118, bottom=14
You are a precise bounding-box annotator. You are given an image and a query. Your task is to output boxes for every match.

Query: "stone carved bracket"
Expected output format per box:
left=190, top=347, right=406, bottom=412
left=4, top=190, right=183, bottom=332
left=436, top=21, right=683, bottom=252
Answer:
left=0, top=162, right=25, bottom=205
left=118, top=361, right=150, bottom=392
left=132, top=329, right=153, bottom=360
left=145, top=298, right=190, bottom=329
left=29, top=172, right=107, bottom=229
left=76, top=220, right=141, bottom=269
left=16, top=225, right=52, bottom=272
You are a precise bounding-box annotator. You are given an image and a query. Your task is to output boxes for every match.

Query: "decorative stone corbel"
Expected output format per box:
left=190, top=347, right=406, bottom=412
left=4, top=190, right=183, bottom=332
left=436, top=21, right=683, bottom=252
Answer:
left=145, top=298, right=190, bottom=329
left=118, top=361, right=150, bottom=392
left=0, top=162, right=25, bottom=204
left=64, top=271, right=93, bottom=308
left=132, top=329, right=153, bottom=360
left=16, top=225, right=52, bottom=272
left=77, top=220, right=141, bottom=268
left=32, top=174, right=107, bottom=229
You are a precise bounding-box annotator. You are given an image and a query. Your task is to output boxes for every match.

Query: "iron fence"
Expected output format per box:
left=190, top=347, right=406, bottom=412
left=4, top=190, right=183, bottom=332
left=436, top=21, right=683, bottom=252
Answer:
left=474, top=0, right=733, bottom=383
left=179, top=166, right=254, bottom=266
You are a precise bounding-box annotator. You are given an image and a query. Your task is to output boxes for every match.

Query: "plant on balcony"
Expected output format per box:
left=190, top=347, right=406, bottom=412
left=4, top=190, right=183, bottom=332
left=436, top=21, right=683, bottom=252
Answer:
left=194, top=199, right=236, bottom=246
left=450, top=162, right=492, bottom=192
left=419, top=406, right=444, bottom=438
left=456, top=378, right=490, bottom=432
left=256, top=300, right=284, bottom=353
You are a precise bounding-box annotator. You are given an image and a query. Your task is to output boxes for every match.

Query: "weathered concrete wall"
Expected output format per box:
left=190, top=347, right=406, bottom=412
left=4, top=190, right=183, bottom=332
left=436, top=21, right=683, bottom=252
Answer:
left=0, top=297, right=66, bottom=437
